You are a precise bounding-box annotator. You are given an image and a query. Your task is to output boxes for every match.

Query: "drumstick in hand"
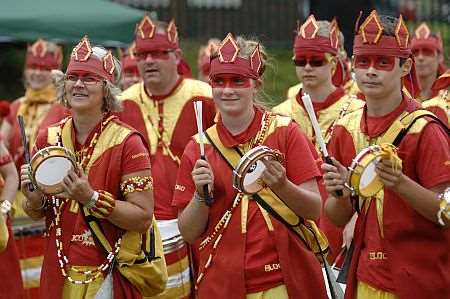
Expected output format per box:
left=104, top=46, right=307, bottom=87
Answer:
left=18, top=115, right=34, bottom=192
left=193, top=101, right=213, bottom=206
left=301, top=94, right=343, bottom=197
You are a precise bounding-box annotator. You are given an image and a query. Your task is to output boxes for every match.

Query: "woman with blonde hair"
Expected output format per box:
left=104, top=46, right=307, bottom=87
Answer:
left=20, top=36, right=164, bottom=298
left=173, top=33, right=327, bottom=298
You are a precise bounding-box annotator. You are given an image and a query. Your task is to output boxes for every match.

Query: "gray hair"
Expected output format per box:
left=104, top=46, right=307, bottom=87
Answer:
left=53, top=46, right=122, bottom=112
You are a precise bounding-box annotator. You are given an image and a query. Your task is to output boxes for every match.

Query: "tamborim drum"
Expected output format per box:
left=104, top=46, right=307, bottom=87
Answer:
left=30, top=146, right=77, bottom=195
left=347, top=144, right=399, bottom=198
left=233, top=146, right=283, bottom=194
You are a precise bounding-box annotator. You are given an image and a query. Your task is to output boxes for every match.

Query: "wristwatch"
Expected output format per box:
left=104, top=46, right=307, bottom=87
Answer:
left=437, top=187, right=450, bottom=226
left=0, top=200, right=11, bottom=214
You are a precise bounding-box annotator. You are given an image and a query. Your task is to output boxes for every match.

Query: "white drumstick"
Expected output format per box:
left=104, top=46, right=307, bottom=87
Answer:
left=301, top=93, right=329, bottom=157
left=302, top=93, right=343, bottom=196
left=193, top=101, right=205, bottom=156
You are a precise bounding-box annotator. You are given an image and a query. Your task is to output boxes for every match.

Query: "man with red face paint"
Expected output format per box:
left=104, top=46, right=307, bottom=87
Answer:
left=411, top=23, right=448, bottom=124
left=322, top=11, right=450, bottom=299
left=273, top=15, right=364, bottom=262
left=0, top=39, right=68, bottom=298
left=118, top=15, right=216, bottom=299
left=174, top=33, right=328, bottom=299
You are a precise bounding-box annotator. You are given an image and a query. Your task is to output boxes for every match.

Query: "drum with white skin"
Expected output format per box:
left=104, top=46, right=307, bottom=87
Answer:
left=233, top=145, right=283, bottom=194
left=30, top=146, right=77, bottom=195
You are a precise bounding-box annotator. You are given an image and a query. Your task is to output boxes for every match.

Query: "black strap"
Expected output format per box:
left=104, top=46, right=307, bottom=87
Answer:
left=393, top=112, right=449, bottom=146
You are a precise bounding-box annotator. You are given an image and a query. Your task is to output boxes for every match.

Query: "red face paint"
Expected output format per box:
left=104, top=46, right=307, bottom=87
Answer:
left=353, top=55, right=397, bottom=71
left=134, top=50, right=175, bottom=61
left=65, top=71, right=103, bottom=85
left=412, top=47, right=436, bottom=57
left=210, top=74, right=252, bottom=88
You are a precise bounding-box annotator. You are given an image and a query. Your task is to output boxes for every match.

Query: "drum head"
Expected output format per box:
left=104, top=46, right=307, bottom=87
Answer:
left=242, top=160, right=266, bottom=193
left=359, top=157, right=383, bottom=197
left=359, top=157, right=380, bottom=189
left=35, top=156, right=73, bottom=186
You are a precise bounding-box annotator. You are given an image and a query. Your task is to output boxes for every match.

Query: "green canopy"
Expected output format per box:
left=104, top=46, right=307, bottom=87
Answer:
left=0, top=0, right=145, bottom=46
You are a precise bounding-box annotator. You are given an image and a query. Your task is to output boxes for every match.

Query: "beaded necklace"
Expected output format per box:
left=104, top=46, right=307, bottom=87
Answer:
left=195, top=110, right=272, bottom=288
left=138, top=91, right=181, bottom=165
left=52, top=114, right=121, bottom=284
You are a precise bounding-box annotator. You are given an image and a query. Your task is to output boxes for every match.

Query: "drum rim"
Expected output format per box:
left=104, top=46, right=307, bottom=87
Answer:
left=30, top=146, right=77, bottom=195
left=349, top=145, right=384, bottom=197
left=232, top=146, right=279, bottom=194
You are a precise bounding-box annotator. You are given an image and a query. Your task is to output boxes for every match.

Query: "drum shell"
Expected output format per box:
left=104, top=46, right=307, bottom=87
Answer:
left=348, top=146, right=384, bottom=197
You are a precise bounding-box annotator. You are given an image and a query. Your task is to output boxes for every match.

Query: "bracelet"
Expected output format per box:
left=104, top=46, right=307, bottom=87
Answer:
left=84, top=191, right=99, bottom=208
left=0, top=200, right=11, bottom=214
left=25, top=195, right=47, bottom=212
left=194, top=191, right=214, bottom=206
left=120, top=176, right=153, bottom=196
left=88, top=190, right=116, bottom=219
left=437, top=192, right=449, bottom=226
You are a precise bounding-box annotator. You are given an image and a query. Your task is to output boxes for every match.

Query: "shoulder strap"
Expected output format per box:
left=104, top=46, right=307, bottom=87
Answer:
left=380, top=109, right=449, bottom=146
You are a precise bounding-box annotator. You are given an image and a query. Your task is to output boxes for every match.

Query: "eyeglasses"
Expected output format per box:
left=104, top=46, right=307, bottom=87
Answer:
left=65, top=74, right=103, bottom=85
left=353, top=55, right=396, bottom=71
left=209, top=75, right=252, bottom=88
left=293, top=55, right=329, bottom=67
left=134, top=50, right=175, bottom=61
left=412, top=47, right=436, bottom=57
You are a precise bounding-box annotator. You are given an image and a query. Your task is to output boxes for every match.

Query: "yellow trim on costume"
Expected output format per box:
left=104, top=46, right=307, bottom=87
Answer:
left=356, top=281, right=399, bottom=299
left=201, top=116, right=329, bottom=255
left=241, top=195, right=249, bottom=234
left=120, top=80, right=212, bottom=156
left=272, top=93, right=364, bottom=150
left=420, top=89, right=449, bottom=123
left=246, top=284, right=289, bottom=299
left=337, top=108, right=436, bottom=237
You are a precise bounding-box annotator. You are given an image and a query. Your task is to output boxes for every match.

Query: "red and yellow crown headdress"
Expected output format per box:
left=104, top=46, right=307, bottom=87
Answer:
left=411, top=22, right=443, bottom=53
left=209, top=33, right=263, bottom=80
left=66, top=36, right=116, bottom=82
left=134, top=15, right=179, bottom=53
left=353, top=10, right=411, bottom=58
left=118, top=42, right=138, bottom=74
left=293, top=15, right=340, bottom=58
left=25, top=39, right=62, bottom=70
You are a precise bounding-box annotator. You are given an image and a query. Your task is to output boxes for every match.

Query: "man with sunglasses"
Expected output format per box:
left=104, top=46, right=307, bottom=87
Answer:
left=411, top=22, right=448, bottom=124
left=322, top=11, right=450, bottom=299
left=118, top=15, right=216, bottom=299
left=273, top=15, right=364, bottom=262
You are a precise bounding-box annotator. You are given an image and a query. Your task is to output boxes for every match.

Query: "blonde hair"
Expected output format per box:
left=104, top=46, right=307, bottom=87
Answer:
left=234, top=36, right=271, bottom=109
left=53, top=46, right=122, bottom=112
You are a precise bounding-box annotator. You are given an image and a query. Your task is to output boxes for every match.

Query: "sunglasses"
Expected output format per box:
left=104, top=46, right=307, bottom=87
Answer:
left=293, top=55, right=329, bottom=67
left=135, top=50, right=175, bottom=61
left=353, top=55, right=397, bottom=71
left=210, top=75, right=252, bottom=88
left=412, top=47, right=437, bottom=57
left=65, top=74, right=103, bottom=85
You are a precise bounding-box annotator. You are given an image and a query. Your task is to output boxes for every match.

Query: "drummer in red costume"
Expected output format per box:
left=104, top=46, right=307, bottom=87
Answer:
left=119, top=42, right=142, bottom=90
left=173, top=33, right=328, bottom=299
left=19, top=36, right=164, bottom=298
left=0, top=39, right=68, bottom=298
left=118, top=15, right=216, bottom=299
left=322, top=11, right=450, bottom=299
left=273, top=15, right=364, bottom=261
left=411, top=22, right=448, bottom=124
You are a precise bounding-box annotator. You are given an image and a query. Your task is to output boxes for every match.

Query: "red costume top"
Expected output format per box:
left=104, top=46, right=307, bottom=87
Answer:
left=35, top=116, right=152, bottom=299
left=173, top=108, right=328, bottom=298
left=328, top=97, right=450, bottom=298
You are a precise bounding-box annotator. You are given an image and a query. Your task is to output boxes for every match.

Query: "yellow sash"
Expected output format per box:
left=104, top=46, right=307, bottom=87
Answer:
left=203, top=120, right=329, bottom=256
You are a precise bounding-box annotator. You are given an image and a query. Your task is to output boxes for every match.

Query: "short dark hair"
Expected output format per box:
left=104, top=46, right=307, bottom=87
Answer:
left=379, top=15, right=398, bottom=36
